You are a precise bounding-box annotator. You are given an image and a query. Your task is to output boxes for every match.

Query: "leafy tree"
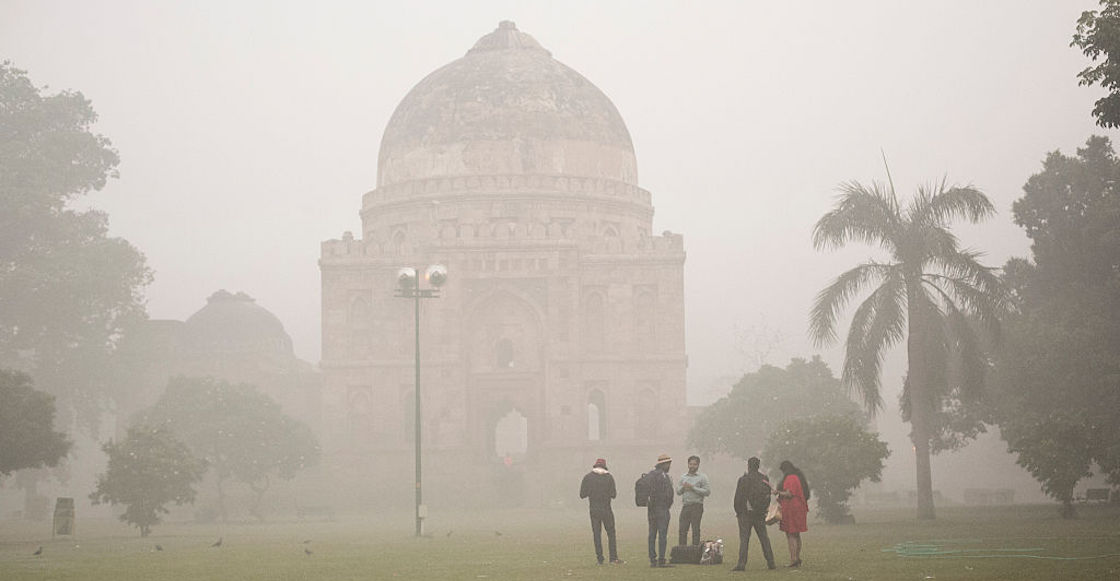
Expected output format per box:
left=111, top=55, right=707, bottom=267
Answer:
left=0, top=61, right=151, bottom=433
left=763, top=414, right=890, bottom=524
left=688, top=357, right=863, bottom=460
left=135, top=376, right=320, bottom=521
left=1073, top=1, right=1120, bottom=128
left=90, top=425, right=206, bottom=536
left=810, top=176, right=1009, bottom=520
left=0, top=369, right=71, bottom=478
left=993, top=136, right=1120, bottom=517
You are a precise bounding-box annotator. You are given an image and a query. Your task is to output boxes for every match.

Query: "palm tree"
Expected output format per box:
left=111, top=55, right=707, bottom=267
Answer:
left=810, top=176, right=1008, bottom=520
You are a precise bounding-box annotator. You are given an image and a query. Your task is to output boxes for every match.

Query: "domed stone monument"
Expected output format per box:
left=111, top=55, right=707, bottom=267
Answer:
left=320, top=21, right=687, bottom=508
left=183, top=290, right=295, bottom=365
left=112, top=290, right=320, bottom=435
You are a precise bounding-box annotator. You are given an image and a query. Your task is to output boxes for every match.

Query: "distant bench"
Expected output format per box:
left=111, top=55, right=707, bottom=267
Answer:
left=963, top=488, right=1015, bottom=505
left=1083, top=488, right=1112, bottom=503
left=296, top=505, right=335, bottom=521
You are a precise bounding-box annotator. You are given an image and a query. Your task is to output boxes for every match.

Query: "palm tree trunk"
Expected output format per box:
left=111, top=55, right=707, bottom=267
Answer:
left=912, top=423, right=935, bottom=520
left=907, top=294, right=936, bottom=520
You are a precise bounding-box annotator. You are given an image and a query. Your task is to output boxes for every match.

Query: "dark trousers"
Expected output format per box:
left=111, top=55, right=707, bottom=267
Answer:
left=735, top=513, right=775, bottom=568
left=647, top=507, right=671, bottom=564
left=589, top=509, right=617, bottom=563
left=678, top=502, right=704, bottom=545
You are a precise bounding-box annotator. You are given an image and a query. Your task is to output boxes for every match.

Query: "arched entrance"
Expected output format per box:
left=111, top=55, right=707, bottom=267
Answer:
left=483, top=402, right=531, bottom=506
left=463, top=288, right=546, bottom=462
left=493, top=408, right=528, bottom=459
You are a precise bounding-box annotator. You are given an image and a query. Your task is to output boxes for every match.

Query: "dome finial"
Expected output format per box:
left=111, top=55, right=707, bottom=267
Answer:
left=467, top=21, right=549, bottom=56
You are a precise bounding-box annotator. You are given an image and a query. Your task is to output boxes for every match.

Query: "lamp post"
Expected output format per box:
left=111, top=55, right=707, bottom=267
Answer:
left=395, top=264, right=447, bottom=537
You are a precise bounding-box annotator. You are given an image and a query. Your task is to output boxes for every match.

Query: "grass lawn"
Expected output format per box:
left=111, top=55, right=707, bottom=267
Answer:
left=1, top=503, right=1118, bottom=580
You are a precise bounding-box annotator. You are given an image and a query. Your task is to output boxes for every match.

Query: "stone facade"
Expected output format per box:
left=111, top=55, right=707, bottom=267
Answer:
left=319, top=22, right=687, bottom=507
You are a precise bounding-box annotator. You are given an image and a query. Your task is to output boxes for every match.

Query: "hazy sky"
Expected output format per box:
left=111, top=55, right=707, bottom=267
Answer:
left=3, top=1, right=1107, bottom=404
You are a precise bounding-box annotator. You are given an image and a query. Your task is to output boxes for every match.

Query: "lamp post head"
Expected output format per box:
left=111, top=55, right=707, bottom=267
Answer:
left=397, top=267, right=418, bottom=290
left=425, top=264, right=448, bottom=287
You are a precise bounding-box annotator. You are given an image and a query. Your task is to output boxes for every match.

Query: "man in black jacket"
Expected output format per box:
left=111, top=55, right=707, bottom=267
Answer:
left=645, top=453, right=675, bottom=567
left=731, top=457, right=776, bottom=571
left=580, top=458, right=623, bottom=565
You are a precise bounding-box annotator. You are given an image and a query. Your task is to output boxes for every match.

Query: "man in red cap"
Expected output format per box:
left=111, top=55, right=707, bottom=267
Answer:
left=580, top=458, right=623, bottom=565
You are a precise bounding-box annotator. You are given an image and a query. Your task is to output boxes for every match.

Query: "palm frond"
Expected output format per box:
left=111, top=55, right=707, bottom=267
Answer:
left=903, top=179, right=938, bottom=225
left=918, top=224, right=961, bottom=262
left=942, top=301, right=987, bottom=404
left=924, top=273, right=1006, bottom=345
left=926, top=248, right=1009, bottom=339
left=880, top=149, right=898, bottom=201
left=921, top=277, right=1000, bottom=407
left=911, top=182, right=995, bottom=227
left=934, top=248, right=1005, bottom=298
left=812, top=181, right=900, bottom=251
left=839, top=273, right=906, bottom=414
left=810, top=262, right=896, bottom=347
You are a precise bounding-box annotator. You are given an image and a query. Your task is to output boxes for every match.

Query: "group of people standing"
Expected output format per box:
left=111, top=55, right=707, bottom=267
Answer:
left=579, top=454, right=809, bottom=570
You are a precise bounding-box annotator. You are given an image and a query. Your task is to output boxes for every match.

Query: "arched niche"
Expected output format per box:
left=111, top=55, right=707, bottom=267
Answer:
left=493, top=408, right=528, bottom=459
left=464, top=290, right=545, bottom=373
left=391, top=230, right=407, bottom=255
left=587, top=388, right=606, bottom=441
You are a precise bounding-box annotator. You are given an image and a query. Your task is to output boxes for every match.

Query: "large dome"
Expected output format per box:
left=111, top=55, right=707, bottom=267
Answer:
left=377, top=21, right=638, bottom=189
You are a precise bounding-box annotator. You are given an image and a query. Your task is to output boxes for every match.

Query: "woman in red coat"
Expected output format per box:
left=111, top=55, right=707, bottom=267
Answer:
left=774, top=460, right=809, bottom=567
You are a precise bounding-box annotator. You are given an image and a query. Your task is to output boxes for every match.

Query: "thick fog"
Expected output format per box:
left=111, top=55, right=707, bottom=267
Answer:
left=2, top=1, right=1107, bottom=504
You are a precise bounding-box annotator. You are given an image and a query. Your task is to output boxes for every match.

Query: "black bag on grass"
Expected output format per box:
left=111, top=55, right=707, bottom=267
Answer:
left=669, top=544, right=702, bottom=564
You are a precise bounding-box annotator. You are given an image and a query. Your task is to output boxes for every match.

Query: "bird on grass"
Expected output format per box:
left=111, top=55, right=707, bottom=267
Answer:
left=304, top=547, right=313, bottom=556
left=32, top=546, right=42, bottom=556
left=446, top=530, right=453, bottom=538
left=210, top=537, right=223, bottom=548
left=154, top=545, right=163, bottom=551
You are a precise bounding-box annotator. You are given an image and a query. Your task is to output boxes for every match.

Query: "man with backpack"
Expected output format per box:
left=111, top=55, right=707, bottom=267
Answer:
left=731, top=457, right=776, bottom=571
left=638, top=453, right=675, bottom=567
left=579, top=458, right=623, bottom=565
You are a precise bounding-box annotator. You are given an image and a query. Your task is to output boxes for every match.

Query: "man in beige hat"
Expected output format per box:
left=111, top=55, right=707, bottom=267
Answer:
left=643, top=453, right=675, bottom=567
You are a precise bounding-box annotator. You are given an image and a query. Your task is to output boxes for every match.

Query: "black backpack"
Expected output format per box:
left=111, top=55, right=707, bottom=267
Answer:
left=635, top=471, right=653, bottom=507
left=748, top=475, right=771, bottom=513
